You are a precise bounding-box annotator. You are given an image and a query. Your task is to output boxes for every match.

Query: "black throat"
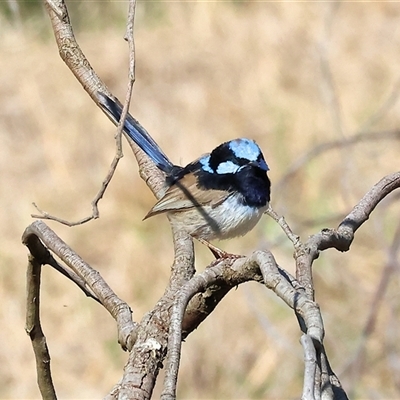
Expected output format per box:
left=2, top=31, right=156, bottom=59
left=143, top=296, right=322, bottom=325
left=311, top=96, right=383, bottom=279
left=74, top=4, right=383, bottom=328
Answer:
left=193, top=163, right=271, bottom=208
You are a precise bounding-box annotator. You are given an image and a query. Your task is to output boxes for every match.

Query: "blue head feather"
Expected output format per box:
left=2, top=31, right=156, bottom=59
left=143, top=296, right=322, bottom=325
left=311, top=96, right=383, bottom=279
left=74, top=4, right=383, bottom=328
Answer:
left=229, top=139, right=269, bottom=171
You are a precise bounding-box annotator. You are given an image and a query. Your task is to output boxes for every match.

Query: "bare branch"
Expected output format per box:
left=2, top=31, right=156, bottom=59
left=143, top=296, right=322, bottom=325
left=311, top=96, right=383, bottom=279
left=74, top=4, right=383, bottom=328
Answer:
left=293, top=171, right=400, bottom=299
left=277, top=130, right=400, bottom=191
left=265, top=205, right=301, bottom=248
left=125, top=0, right=136, bottom=84
left=359, top=74, right=400, bottom=132
left=339, top=171, right=400, bottom=236
left=33, top=0, right=162, bottom=226
left=320, top=347, right=349, bottom=400
left=162, top=249, right=325, bottom=399
left=25, top=255, right=57, bottom=400
left=339, top=218, right=400, bottom=386
left=162, top=264, right=224, bottom=400
left=44, top=0, right=104, bottom=99
left=301, top=334, right=317, bottom=400
left=42, top=0, right=161, bottom=188
left=319, top=2, right=345, bottom=138
left=22, top=220, right=138, bottom=351
left=31, top=199, right=102, bottom=226
left=23, top=225, right=100, bottom=302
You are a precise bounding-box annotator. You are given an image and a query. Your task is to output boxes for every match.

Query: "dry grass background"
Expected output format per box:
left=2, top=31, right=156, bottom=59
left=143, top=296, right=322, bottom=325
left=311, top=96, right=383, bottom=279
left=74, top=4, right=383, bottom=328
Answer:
left=1, top=2, right=400, bottom=399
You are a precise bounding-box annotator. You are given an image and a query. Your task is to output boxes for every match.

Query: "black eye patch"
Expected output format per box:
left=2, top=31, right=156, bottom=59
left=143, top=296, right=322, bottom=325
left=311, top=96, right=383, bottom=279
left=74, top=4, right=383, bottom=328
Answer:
left=208, top=142, right=254, bottom=172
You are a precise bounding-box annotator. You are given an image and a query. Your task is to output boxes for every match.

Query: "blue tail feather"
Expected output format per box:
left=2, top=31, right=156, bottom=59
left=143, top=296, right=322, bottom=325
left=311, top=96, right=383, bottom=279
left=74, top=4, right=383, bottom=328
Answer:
left=98, top=93, right=174, bottom=174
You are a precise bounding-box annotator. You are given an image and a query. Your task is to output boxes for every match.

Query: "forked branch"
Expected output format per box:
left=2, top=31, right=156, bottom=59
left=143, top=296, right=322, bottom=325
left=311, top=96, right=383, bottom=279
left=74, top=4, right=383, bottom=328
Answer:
left=22, top=220, right=138, bottom=351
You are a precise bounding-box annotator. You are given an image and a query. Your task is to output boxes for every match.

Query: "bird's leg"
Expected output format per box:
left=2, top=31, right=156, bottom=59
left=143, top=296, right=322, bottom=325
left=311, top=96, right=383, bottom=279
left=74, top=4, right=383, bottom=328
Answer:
left=196, top=237, right=228, bottom=258
left=196, top=237, right=242, bottom=259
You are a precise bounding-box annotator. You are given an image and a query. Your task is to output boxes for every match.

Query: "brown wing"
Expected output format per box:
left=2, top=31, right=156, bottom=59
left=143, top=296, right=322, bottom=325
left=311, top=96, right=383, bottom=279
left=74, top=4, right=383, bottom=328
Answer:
left=144, top=173, right=230, bottom=219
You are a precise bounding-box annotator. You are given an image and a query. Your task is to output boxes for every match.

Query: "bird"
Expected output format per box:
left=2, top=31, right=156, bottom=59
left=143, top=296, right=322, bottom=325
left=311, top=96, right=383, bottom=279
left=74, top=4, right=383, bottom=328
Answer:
left=98, top=92, right=271, bottom=257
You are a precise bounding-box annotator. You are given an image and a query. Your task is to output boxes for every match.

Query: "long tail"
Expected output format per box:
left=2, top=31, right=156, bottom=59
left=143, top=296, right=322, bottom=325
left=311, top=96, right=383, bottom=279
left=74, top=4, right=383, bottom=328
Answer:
left=98, top=92, right=174, bottom=174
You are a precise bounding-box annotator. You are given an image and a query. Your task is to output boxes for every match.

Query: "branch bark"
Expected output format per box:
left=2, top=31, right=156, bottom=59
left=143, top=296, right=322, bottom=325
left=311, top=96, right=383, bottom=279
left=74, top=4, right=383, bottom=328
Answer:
left=25, top=255, right=57, bottom=400
left=22, top=220, right=138, bottom=351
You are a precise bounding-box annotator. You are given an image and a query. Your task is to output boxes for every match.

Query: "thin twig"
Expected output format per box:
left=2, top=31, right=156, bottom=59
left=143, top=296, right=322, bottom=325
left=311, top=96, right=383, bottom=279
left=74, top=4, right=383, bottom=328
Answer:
left=276, top=130, right=400, bottom=191
left=33, top=0, right=157, bottom=227
left=359, top=74, right=400, bottom=132
left=319, top=2, right=345, bottom=138
left=265, top=204, right=301, bottom=248
left=32, top=151, right=125, bottom=226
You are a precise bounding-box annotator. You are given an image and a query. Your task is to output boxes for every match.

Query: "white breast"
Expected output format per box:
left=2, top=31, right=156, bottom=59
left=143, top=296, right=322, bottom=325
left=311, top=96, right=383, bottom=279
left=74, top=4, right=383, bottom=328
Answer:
left=170, top=194, right=268, bottom=241
left=207, top=195, right=268, bottom=240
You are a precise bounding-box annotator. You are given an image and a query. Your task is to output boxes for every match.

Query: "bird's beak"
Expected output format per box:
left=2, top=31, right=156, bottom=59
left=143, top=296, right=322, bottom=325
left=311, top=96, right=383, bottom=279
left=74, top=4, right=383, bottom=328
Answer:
left=250, top=159, right=269, bottom=171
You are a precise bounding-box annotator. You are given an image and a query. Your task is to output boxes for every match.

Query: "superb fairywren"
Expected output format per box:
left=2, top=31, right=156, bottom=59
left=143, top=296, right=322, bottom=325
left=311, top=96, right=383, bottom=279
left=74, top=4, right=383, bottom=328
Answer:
left=99, top=93, right=271, bottom=257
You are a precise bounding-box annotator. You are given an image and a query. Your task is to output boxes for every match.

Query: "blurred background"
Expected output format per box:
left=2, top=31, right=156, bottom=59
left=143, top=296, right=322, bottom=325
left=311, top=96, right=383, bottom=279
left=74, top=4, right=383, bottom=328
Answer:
left=1, top=1, right=400, bottom=399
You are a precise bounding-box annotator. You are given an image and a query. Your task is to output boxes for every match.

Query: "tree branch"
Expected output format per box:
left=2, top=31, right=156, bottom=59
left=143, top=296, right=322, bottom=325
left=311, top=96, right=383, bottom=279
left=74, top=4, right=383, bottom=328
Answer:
left=29, top=1, right=400, bottom=398
left=301, top=334, right=317, bottom=400
left=33, top=0, right=164, bottom=226
left=293, top=171, right=400, bottom=299
left=276, top=130, right=400, bottom=191
left=22, top=220, right=137, bottom=351
left=339, top=217, right=400, bottom=388
left=162, top=248, right=325, bottom=399
left=25, top=255, right=57, bottom=400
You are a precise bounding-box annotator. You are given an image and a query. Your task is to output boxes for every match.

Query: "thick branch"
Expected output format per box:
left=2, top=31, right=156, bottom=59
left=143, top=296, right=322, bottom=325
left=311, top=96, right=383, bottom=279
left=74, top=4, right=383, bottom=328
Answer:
left=301, top=334, right=317, bottom=400
left=25, top=255, right=57, bottom=400
left=162, top=250, right=324, bottom=399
